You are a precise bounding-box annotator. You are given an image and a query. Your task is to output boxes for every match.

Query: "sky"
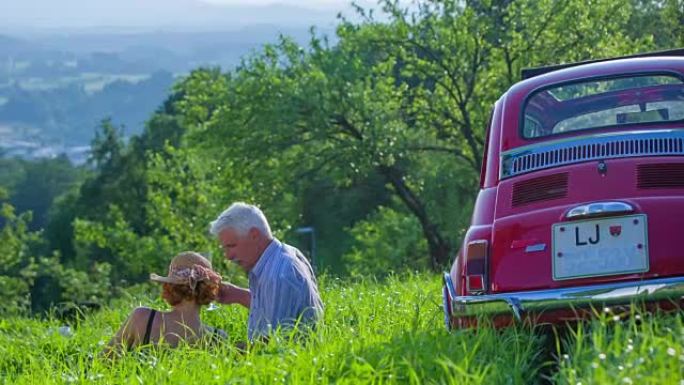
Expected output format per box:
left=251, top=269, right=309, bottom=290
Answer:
left=199, top=0, right=352, bottom=9
left=0, top=0, right=379, bottom=32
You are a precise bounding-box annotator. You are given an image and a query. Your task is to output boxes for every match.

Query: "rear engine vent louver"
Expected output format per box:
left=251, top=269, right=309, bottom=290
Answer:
left=638, top=163, right=684, bottom=189
left=512, top=173, right=568, bottom=207
left=501, top=130, right=684, bottom=179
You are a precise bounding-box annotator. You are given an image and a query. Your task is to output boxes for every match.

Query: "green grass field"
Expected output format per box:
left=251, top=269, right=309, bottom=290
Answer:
left=1, top=274, right=682, bottom=384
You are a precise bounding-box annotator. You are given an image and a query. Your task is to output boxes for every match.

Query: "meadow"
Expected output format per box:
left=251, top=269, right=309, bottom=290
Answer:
left=1, top=274, right=682, bottom=384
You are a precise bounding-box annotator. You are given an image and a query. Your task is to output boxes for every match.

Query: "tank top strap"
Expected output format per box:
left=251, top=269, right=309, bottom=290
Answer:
left=142, top=309, right=157, bottom=345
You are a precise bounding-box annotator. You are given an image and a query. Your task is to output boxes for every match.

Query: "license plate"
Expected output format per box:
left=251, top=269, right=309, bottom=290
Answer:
left=552, top=214, right=649, bottom=280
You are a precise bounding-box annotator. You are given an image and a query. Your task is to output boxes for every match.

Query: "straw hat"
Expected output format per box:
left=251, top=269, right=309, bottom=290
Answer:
left=150, top=251, right=221, bottom=290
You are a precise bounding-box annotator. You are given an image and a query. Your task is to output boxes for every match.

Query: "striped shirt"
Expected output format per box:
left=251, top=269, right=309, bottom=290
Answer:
left=248, top=238, right=323, bottom=340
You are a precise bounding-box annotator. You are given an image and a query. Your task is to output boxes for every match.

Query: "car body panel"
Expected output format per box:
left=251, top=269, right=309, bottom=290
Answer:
left=445, top=55, right=684, bottom=329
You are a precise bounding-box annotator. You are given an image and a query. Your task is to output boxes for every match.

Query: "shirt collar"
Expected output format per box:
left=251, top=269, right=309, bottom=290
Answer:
left=249, top=238, right=281, bottom=280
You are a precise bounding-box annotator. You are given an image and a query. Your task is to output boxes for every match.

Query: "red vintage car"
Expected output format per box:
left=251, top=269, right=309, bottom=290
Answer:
left=443, top=50, right=684, bottom=329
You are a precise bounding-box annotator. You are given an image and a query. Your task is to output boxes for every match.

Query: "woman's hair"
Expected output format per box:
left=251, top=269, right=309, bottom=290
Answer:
left=161, top=280, right=219, bottom=306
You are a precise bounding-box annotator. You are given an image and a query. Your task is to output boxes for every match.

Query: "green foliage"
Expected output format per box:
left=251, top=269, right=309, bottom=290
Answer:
left=0, top=156, right=85, bottom=232
left=170, top=0, right=666, bottom=269
left=72, top=144, right=248, bottom=286
left=343, top=206, right=428, bottom=276
left=291, top=173, right=392, bottom=273
left=32, top=257, right=113, bottom=310
left=4, top=0, right=684, bottom=313
left=0, top=197, right=39, bottom=314
left=10, top=156, right=85, bottom=231
left=0, top=189, right=119, bottom=314
left=628, top=0, right=684, bottom=48
left=0, top=274, right=544, bottom=384
left=1, top=274, right=682, bottom=384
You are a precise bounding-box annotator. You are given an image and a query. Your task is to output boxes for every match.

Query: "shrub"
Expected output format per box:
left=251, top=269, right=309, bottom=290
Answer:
left=343, top=206, right=428, bottom=277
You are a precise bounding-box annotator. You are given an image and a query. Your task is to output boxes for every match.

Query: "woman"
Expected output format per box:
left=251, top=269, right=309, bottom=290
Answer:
left=104, top=251, right=226, bottom=355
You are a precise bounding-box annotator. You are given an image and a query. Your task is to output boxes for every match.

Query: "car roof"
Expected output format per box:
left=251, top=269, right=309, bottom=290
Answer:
left=508, top=57, right=684, bottom=97
left=496, top=57, right=684, bottom=152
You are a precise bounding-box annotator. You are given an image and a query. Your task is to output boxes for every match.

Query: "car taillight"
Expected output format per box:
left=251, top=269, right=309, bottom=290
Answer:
left=465, top=240, right=488, bottom=294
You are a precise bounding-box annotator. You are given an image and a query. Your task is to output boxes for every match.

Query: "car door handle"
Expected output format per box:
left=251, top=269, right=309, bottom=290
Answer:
left=565, top=201, right=634, bottom=219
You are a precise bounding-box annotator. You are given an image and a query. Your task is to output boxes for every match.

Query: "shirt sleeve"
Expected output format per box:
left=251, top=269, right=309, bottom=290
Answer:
left=265, top=258, right=321, bottom=332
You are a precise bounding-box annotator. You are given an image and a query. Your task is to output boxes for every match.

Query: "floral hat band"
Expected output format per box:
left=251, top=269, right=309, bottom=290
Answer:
left=150, top=252, right=222, bottom=291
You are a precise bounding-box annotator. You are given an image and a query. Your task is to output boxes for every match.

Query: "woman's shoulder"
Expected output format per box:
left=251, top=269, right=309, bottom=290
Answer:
left=129, top=306, right=155, bottom=319
left=126, top=307, right=158, bottom=329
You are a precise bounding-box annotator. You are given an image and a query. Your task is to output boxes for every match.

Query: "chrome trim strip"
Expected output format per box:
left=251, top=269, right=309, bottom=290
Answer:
left=565, top=201, right=634, bottom=219
left=501, top=129, right=684, bottom=179
left=444, top=272, right=457, bottom=299
left=525, top=243, right=546, bottom=252
left=447, top=276, right=684, bottom=321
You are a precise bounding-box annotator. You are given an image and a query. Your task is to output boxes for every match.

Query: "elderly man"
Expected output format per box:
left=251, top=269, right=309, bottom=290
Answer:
left=210, top=202, right=323, bottom=341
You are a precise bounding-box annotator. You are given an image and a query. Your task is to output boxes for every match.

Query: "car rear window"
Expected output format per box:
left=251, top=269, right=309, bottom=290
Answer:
left=522, top=74, right=684, bottom=139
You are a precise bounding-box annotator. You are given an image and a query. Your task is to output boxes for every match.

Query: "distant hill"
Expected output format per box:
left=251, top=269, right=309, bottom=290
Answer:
left=0, top=0, right=353, bottom=31
left=0, top=34, right=33, bottom=55
left=0, top=0, right=364, bottom=154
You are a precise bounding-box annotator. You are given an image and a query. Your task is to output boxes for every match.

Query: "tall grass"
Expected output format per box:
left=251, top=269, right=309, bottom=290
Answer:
left=555, top=306, right=684, bottom=384
left=0, top=274, right=681, bottom=384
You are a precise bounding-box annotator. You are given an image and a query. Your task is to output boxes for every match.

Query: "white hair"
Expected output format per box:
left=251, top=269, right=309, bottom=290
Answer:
left=209, top=202, right=272, bottom=238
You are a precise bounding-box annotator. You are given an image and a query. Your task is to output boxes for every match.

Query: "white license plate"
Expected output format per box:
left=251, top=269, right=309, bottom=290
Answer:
left=552, top=214, right=649, bottom=280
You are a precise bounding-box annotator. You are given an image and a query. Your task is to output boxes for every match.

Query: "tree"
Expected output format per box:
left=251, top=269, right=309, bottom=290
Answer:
left=10, top=155, right=84, bottom=231
left=174, top=0, right=651, bottom=269
left=0, top=189, right=39, bottom=314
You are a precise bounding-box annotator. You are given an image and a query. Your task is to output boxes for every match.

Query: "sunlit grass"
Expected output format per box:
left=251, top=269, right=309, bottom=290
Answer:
left=554, top=306, right=684, bottom=384
left=0, top=274, right=681, bottom=384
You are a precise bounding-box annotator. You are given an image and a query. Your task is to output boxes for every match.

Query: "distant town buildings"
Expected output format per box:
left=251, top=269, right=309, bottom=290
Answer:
left=1, top=130, right=90, bottom=165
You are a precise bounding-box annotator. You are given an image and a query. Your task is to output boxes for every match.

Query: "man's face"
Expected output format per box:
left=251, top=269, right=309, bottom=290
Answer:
left=218, top=227, right=261, bottom=272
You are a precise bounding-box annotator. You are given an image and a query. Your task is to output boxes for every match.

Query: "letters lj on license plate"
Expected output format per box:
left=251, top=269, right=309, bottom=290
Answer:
left=552, top=214, right=649, bottom=280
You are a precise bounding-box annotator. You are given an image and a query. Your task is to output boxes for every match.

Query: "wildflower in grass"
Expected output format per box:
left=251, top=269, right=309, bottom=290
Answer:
left=618, top=365, right=624, bottom=371
left=622, top=377, right=633, bottom=384
left=667, top=347, right=676, bottom=356
left=591, top=361, right=599, bottom=369
left=626, top=344, right=633, bottom=352
left=598, top=353, right=606, bottom=360
left=613, top=315, right=620, bottom=322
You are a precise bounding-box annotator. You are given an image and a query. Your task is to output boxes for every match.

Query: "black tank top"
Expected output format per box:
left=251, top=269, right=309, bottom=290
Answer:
left=142, top=309, right=156, bottom=345
left=141, top=309, right=223, bottom=345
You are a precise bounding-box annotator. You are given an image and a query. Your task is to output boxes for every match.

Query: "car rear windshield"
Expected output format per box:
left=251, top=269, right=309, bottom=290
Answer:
left=522, top=74, right=684, bottom=139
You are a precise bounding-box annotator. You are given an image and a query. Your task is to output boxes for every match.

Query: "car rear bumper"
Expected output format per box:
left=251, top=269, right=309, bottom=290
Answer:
left=443, top=273, right=684, bottom=323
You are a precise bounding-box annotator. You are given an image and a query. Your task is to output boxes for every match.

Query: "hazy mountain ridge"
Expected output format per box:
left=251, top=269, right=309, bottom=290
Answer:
left=0, top=29, right=340, bottom=160
left=0, top=0, right=368, bottom=160
left=0, top=1, right=351, bottom=31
